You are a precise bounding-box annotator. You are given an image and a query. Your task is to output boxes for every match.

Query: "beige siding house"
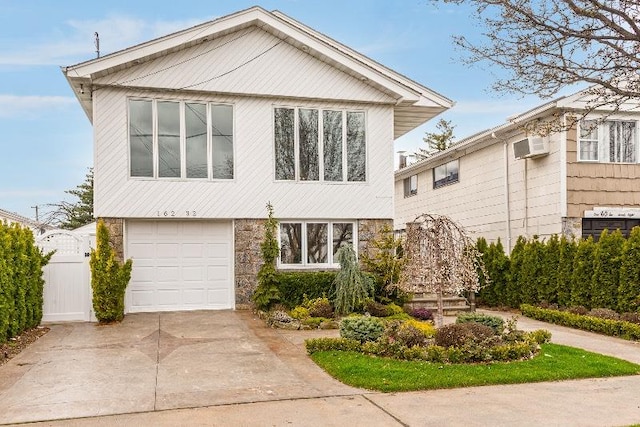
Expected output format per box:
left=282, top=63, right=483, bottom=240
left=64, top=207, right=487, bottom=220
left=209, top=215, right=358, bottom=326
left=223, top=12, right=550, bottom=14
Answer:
left=63, top=7, right=452, bottom=313
left=395, top=90, right=640, bottom=251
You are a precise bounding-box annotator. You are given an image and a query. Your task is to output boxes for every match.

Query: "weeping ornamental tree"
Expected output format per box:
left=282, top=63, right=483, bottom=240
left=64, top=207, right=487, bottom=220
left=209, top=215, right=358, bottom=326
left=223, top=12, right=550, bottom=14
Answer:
left=399, top=214, right=486, bottom=327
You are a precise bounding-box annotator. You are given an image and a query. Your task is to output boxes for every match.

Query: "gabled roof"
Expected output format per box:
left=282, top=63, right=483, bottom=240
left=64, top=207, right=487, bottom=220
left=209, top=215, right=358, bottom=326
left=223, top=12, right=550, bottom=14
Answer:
left=63, top=6, right=452, bottom=138
left=395, top=89, right=594, bottom=179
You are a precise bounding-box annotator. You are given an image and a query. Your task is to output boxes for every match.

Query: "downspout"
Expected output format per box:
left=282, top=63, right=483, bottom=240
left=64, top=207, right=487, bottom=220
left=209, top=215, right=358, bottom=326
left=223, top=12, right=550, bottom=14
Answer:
left=524, top=158, right=529, bottom=236
left=501, top=137, right=512, bottom=252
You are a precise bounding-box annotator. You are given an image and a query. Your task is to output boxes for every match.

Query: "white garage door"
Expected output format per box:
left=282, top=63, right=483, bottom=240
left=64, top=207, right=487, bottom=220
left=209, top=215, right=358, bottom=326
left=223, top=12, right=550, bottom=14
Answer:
left=126, top=220, right=233, bottom=312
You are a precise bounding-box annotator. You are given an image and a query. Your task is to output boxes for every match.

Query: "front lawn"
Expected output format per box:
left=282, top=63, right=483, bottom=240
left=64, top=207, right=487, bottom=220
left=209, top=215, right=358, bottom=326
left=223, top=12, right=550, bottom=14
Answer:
left=311, top=343, right=640, bottom=392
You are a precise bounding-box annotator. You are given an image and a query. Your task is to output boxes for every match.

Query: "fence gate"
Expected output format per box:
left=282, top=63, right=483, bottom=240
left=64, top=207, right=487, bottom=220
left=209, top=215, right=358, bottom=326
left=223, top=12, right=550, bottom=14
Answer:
left=37, top=230, right=92, bottom=322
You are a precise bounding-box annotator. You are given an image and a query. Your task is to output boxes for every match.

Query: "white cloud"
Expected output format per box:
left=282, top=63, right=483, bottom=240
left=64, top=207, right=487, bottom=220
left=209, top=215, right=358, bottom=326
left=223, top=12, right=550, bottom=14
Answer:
left=0, top=14, right=207, bottom=66
left=0, top=94, right=76, bottom=117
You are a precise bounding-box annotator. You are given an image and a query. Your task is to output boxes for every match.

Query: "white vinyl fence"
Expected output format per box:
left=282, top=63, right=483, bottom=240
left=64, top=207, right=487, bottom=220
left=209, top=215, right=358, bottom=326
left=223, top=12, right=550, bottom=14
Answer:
left=37, top=228, right=94, bottom=322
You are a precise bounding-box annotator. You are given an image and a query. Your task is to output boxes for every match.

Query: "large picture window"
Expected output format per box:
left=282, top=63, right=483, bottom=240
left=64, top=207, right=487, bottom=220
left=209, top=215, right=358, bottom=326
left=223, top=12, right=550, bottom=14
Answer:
left=433, top=160, right=459, bottom=189
left=128, top=98, right=234, bottom=179
left=274, top=107, right=366, bottom=182
left=579, top=119, right=637, bottom=163
left=279, top=221, right=355, bottom=267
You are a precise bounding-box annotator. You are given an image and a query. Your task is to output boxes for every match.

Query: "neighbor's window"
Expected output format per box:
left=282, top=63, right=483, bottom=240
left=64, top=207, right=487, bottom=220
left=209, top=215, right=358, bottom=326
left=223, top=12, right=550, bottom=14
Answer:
left=579, top=119, right=637, bottom=163
left=279, top=221, right=356, bottom=266
left=274, top=107, right=366, bottom=182
left=128, top=98, right=234, bottom=179
left=433, top=160, right=459, bottom=189
left=404, top=174, right=418, bottom=197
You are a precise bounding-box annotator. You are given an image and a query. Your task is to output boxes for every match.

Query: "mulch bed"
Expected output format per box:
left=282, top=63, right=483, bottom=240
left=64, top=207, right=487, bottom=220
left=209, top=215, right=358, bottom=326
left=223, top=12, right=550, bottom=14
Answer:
left=0, top=326, right=50, bottom=367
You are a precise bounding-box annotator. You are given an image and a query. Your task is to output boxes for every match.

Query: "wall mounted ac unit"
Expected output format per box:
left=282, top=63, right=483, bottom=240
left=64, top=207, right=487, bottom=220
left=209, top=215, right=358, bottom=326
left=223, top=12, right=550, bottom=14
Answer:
left=513, top=136, right=549, bottom=159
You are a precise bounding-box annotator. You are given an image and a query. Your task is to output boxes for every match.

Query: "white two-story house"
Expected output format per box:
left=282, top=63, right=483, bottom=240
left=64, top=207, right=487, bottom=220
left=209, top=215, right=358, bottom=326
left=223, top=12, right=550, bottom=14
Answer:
left=395, top=88, right=640, bottom=251
left=64, top=6, right=452, bottom=312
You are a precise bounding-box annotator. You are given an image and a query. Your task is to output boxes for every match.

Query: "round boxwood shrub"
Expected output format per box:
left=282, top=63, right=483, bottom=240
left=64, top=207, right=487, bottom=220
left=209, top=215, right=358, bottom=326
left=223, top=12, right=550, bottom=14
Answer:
left=339, top=316, right=384, bottom=343
left=434, top=322, right=495, bottom=348
left=456, top=312, right=504, bottom=334
left=307, top=297, right=334, bottom=318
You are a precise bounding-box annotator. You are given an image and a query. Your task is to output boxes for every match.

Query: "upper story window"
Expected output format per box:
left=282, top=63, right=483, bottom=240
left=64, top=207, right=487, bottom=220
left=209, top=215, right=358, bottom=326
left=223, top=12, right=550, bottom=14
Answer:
left=274, top=107, right=366, bottom=182
left=579, top=119, right=637, bottom=163
left=404, top=174, right=418, bottom=197
left=129, top=98, right=234, bottom=179
left=433, top=160, right=459, bottom=189
left=279, top=221, right=356, bottom=267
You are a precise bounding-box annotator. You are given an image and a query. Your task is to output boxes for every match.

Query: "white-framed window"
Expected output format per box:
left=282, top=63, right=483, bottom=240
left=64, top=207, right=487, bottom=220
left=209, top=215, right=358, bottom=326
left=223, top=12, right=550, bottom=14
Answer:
left=129, top=98, right=234, bottom=179
left=404, top=174, right=418, bottom=197
left=279, top=221, right=357, bottom=267
left=579, top=119, right=637, bottom=163
left=433, top=160, right=459, bottom=189
left=274, top=107, right=366, bottom=182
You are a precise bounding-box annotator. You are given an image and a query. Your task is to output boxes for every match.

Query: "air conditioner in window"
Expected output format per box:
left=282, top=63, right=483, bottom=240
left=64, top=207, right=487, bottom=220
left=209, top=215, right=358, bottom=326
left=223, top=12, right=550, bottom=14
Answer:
left=513, top=136, right=550, bottom=159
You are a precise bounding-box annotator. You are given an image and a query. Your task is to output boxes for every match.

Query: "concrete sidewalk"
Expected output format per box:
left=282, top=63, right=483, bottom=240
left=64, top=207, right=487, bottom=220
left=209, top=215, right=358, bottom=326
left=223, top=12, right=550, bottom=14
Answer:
left=3, top=310, right=640, bottom=426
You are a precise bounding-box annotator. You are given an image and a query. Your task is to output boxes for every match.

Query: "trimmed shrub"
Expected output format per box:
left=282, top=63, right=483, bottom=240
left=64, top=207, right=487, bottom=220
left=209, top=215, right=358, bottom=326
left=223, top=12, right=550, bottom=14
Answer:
left=409, top=307, right=434, bottom=321
left=456, top=312, right=505, bottom=334
left=557, top=235, right=576, bottom=307
left=364, top=299, right=391, bottom=317
left=567, top=306, right=588, bottom=316
left=305, top=337, right=361, bottom=353
left=90, top=220, right=133, bottom=323
left=521, top=304, right=640, bottom=341
left=382, top=320, right=429, bottom=348
left=527, top=329, right=552, bottom=344
left=570, top=237, right=596, bottom=309
left=434, top=322, right=494, bottom=348
left=621, top=312, right=640, bottom=325
left=477, top=238, right=510, bottom=307
left=305, top=296, right=334, bottom=318
left=339, top=316, right=384, bottom=343
left=507, top=236, right=527, bottom=308
left=289, top=306, right=310, bottom=320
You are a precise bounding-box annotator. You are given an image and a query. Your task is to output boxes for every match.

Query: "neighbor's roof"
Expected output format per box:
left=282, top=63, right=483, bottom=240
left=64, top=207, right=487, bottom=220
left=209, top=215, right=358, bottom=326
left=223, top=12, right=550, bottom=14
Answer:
left=63, top=6, right=453, bottom=138
left=0, top=208, right=53, bottom=231
left=395, top=88, right=599, bottom=179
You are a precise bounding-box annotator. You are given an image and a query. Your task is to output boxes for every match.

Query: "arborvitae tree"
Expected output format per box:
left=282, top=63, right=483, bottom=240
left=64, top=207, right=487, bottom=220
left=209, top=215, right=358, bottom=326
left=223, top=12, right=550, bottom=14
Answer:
left=541, top=234, right=560, bottom=304
left=519, top=236, right=545, bottom=305
left=557, top=235, right=577, bottom=307
left=618, top=226, right=640, bottom=313
left=0, top=223, right=10, bottom=342
left=10, top=225, right=27, bottom=336
left=475, top=238, right=491, bottom=303
left=571, top=236, right=596, bottom=308
left=480, top=239, right=510, bottom=307
left=591, top=229, right=625, bottom=310
left=507, top=236, right=527, bottom=308
left=90, top=220, right=133, bottom=323
left=252, top=202, right=281, bottom=311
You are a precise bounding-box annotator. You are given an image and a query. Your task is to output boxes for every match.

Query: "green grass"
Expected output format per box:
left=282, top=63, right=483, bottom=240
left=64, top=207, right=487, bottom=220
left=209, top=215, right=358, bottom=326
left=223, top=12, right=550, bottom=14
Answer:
left=310, top=343, right=640, bottom=392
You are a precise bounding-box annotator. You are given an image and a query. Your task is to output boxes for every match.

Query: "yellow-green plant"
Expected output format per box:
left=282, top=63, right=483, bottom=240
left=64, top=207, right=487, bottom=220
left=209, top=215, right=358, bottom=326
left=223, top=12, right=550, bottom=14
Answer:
left=90, top=220, right=132, bottom=323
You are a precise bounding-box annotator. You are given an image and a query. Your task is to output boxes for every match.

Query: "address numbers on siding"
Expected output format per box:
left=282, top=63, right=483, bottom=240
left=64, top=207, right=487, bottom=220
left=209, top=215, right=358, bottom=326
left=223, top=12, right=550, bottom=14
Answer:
left=156, top=210, right=197, bottom=217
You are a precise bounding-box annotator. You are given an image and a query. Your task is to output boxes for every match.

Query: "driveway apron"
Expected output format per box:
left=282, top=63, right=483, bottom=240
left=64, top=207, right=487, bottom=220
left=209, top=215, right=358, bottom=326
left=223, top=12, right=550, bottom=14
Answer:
left=0, top=310, right=359, bottom=424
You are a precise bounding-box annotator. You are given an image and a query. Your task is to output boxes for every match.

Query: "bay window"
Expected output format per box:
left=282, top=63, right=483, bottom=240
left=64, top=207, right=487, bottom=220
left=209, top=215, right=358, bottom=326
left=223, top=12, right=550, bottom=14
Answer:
left=274, top=107, right=366, bottom=182
left=579, top=119, right=637, bottom=163
left=279, top=221, right=356, bottom=267
left=128, top=98, right=234, bottom=179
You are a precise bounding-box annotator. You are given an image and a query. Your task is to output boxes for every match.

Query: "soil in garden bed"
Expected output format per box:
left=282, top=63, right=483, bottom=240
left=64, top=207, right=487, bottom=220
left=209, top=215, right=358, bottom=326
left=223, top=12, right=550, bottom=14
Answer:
left=0, top=326, right=49, bottom=367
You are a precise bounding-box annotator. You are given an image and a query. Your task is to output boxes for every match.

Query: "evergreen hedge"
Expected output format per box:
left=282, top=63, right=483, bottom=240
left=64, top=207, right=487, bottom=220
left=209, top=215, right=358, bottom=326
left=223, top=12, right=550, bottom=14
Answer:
left=477, top=228, right=640, bottom=313
left=0, top=222, right=52, bottom=343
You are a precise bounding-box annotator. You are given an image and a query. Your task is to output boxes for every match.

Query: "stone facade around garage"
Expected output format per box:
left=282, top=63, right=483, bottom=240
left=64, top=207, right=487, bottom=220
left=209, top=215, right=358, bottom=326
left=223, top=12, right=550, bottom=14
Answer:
left=100, top=217, right=125, bottom=262
left=234, top=218, right=393, bottom=309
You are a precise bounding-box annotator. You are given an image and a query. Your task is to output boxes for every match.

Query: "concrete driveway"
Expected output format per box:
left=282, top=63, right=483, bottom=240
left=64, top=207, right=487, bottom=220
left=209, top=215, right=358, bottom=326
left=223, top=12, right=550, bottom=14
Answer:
left=0, top=310, right=359, bottom=424
left=1, top=310, right=640, bottom=426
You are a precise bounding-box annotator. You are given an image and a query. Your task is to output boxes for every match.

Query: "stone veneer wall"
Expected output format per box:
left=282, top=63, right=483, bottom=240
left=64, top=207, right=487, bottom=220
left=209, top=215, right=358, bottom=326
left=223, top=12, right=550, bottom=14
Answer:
left=233, top=218, right=393, bottom=309
left=234, top=219, right=266, bottom=309
left=100, top=217, right=125, bottom=262
left=561, top=217, right=582, bottom=239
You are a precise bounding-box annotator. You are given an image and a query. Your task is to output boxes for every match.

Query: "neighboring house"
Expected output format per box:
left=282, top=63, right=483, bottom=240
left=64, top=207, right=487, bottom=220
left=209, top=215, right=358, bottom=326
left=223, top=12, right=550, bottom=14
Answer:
left=0, top=208, right=54, bottom=236
left=63, top=6, right=452, bottom=313
left=395, top=88, right=640, bottom=251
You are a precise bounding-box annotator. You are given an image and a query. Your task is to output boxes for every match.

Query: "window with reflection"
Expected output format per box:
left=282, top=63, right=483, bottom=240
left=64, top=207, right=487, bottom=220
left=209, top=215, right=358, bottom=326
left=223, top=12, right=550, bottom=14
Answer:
left=279, top=221, right=356, bottom=267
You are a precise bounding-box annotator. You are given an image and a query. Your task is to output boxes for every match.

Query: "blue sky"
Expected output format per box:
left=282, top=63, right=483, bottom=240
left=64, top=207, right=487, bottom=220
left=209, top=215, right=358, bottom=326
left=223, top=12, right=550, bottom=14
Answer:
left=0, top=0, right=562, bottom=219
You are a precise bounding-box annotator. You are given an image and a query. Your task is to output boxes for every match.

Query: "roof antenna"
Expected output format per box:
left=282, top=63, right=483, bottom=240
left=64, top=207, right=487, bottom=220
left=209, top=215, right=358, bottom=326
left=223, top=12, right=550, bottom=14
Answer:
left=94, top=32, right=100, bottom=58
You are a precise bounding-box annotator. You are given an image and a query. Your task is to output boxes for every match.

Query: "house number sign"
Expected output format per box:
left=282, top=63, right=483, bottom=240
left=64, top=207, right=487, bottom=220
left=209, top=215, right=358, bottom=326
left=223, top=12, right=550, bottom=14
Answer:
left=156, top=210, right=197, bottom=217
